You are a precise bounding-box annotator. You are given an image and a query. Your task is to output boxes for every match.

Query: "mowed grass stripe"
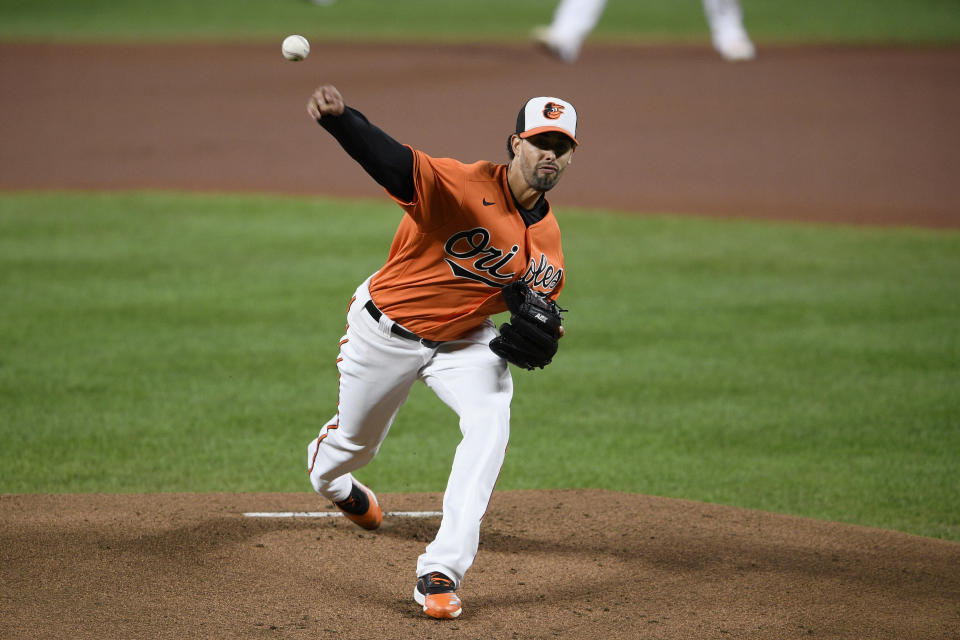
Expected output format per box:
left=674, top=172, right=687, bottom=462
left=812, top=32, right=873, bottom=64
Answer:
left=0, top=0, right=958, bottom=44
left=1, top=191, right=957, bottom=540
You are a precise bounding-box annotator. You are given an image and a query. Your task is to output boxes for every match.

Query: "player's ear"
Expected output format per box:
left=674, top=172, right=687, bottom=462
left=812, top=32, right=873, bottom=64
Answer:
left=506, top=134, right=519, bottom=160
left=510, top=134, right=522, bottom=155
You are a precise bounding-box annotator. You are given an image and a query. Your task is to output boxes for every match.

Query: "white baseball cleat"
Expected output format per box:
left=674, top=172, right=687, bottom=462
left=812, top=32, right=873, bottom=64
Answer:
left=713, top=32, right=756, bottom=61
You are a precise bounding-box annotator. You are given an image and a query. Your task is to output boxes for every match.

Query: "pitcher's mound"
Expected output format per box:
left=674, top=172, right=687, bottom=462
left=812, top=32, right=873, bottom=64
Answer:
left=2, top=489, right=957, bottom=639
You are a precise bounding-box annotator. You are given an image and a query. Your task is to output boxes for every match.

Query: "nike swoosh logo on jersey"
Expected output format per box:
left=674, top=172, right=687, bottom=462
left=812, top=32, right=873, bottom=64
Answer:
left=482, top=198, right=495, bottom=206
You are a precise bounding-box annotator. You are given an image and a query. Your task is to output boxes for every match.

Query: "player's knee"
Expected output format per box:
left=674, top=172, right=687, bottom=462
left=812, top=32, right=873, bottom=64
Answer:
left=462, top=407, right=510, bottom=440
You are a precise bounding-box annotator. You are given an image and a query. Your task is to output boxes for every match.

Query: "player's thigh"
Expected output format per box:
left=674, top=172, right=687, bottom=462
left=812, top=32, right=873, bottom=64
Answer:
left=334, top=304, right=426, bottom=442
left=421, top=322, right=513, bottom=418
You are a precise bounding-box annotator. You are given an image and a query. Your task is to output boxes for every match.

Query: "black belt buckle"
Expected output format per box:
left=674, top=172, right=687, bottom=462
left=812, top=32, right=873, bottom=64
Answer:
left=364, top=300, right=441, bottom=349
left=417, top=336, right=442, bottom=349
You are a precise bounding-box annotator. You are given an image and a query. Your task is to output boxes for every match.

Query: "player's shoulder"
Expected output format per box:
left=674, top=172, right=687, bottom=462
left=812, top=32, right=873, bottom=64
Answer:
left=415, top=150, right=502, bottom=179
left=464, top=159, right=504, bottom=180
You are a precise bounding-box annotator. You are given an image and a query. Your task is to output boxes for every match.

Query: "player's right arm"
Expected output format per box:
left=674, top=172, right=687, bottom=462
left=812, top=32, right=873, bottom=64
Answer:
left=308, top=84, right=415, bottom=203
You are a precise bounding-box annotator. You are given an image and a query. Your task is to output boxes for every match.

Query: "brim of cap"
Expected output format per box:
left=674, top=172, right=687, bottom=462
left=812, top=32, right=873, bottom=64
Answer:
left=518, top=126, right=578, bottom=145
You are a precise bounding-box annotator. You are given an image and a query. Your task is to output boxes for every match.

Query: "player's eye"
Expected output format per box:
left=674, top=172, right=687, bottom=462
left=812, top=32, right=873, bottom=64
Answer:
left=528, top=135, right=573, bottom=155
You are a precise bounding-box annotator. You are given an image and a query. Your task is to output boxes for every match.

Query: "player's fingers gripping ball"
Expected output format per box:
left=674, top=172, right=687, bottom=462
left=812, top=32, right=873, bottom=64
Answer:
left=282, top=35, right=310, bottom=61
left=489, top=281, right=566, bottom=370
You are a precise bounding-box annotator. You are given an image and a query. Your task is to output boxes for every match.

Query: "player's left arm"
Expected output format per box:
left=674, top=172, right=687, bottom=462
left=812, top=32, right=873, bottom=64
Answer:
left=489, top=281, right=566, bottom=369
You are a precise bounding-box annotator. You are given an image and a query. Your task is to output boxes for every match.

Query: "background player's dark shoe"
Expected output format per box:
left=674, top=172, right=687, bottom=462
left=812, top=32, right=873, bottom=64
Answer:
left=414, top=571, right=462, bottom=619
left=333, top=481, right=382, bottom=530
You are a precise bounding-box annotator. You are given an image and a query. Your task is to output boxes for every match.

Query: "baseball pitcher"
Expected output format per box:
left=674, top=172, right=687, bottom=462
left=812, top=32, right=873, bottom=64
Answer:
left=305, top=84, right=577, bottom=619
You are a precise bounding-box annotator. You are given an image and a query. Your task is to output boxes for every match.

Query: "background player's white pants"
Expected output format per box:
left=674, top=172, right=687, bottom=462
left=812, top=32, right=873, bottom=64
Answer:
left=540, top=0, right=752, bottom=61
left=307, top=276, right=513, bottom=587
left=702, top=0, right=755, bottom=60
left=546, top=0, right=608, bottom=59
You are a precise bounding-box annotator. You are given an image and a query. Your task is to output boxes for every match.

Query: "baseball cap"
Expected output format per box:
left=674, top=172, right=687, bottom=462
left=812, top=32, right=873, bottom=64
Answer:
left=516, top=97, right=578, bottom=145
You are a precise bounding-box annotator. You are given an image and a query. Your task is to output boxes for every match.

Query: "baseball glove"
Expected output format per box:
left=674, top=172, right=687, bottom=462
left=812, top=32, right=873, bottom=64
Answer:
left=489, top=281, right=566, bottom=370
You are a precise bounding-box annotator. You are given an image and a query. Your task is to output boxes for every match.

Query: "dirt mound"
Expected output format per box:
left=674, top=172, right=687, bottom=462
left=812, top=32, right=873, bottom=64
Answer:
left=1, top=490, right=957, bottom=639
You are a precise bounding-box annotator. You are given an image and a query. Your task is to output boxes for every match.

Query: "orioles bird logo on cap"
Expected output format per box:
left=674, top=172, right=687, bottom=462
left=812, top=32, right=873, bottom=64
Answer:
left=542, top=102, right=564, bottom=120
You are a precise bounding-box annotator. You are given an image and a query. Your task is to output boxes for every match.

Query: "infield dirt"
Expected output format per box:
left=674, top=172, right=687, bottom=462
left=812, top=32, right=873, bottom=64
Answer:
left=1, top=41, right=959, bottom=639
left=3, top=491, right=959, bottom=639
left=1, top=41, right=959, bottom=227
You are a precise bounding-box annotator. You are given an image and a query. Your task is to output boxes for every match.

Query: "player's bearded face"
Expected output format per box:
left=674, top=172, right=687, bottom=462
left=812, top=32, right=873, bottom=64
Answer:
left=518, top=134, right=576, bottom=192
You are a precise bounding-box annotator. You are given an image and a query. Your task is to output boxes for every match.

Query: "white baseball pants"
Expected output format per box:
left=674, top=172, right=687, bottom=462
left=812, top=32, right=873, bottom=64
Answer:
left=546, top=0, right=608, bottom=53
left=543, top=0, right=750, bottom=59
left=307, top=276, right=513, bottom=586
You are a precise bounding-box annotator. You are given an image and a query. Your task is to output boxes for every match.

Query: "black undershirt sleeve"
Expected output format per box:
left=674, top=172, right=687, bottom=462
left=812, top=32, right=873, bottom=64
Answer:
left=318, top=107, right=415, bottom=204
left=319, top=106, right=547, bottom=226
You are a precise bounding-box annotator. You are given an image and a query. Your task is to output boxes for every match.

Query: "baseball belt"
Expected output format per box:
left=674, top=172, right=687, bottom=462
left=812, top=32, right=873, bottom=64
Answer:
left=364, top=300, right=443, bottom=349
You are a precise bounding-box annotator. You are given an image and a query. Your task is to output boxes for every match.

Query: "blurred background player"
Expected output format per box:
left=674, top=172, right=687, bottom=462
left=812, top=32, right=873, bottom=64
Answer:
left=533, top=0, right=756, bottom=62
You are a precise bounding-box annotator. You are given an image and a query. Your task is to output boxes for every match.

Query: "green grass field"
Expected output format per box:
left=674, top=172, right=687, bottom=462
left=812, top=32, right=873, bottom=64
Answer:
left=1, top=0, right=959, bottom=44
left=1, top=192, right=958, bottom=540
left=2, top=0, right=958, bottom=542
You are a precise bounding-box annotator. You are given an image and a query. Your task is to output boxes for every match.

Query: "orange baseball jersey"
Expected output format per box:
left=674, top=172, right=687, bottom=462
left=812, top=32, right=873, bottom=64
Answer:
left=368, top=148, right=565, bottom=342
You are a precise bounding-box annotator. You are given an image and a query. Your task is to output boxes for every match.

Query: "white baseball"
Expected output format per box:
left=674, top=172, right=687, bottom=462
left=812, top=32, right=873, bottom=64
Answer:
left=282, top=35, right=310, bottom=61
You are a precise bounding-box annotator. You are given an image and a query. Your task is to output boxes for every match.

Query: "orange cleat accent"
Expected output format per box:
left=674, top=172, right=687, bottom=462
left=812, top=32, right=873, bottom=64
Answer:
left=422, top=592, right=462, bottom=619
left=333, top=481, right=382, bottom=530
